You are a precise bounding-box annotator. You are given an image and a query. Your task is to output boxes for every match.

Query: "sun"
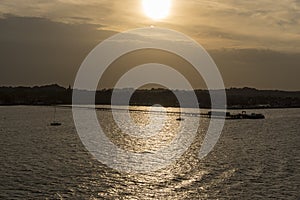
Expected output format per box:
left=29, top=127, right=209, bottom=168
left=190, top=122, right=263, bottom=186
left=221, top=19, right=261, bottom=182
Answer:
left=142, top=0, right=171, bottom=20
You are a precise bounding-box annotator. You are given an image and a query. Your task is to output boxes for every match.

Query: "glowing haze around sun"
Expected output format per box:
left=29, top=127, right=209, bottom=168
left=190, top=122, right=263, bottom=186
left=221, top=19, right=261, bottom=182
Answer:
left=142, top=0, right=172, bottom=20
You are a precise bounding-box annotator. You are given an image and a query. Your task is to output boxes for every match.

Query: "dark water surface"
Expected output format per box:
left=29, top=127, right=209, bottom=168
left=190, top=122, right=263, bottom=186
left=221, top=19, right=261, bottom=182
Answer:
left=0, top=106, right=299, bottom=199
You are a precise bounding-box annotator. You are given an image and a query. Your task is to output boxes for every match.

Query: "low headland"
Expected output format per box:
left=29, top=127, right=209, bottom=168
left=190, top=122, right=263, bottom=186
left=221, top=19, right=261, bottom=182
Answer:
left=0, top=84, right=299, bottom=109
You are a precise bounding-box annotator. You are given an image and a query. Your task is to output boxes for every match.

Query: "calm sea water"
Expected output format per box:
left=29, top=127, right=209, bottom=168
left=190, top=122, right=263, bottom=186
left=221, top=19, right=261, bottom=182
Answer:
left=0, top=106, right=299, bottom=199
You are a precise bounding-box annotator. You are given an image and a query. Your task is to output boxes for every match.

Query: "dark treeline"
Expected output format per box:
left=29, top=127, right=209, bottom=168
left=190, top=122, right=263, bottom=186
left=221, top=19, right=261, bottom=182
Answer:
left=0, top=84, right=300, bottom=109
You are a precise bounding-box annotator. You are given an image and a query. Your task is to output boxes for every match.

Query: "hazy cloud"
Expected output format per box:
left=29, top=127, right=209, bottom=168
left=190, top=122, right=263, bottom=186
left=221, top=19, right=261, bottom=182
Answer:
left=0, top=1, right=299, bottom=90
left=0, top=0, right=299, bottom=51
left=0, top=15, right=116, bottom=86
left=0, top=15, right=299, bottom=90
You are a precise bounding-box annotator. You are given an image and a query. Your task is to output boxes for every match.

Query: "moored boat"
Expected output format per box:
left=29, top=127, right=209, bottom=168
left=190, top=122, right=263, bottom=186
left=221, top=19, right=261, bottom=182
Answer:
left=202, top=111, right=265, bottom=120
left=50, top=106, right=62, bottom=126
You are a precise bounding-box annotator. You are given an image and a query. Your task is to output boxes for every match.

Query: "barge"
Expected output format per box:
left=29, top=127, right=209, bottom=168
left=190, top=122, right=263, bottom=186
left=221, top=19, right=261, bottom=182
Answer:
left=202, top=111, right=265, bottom=120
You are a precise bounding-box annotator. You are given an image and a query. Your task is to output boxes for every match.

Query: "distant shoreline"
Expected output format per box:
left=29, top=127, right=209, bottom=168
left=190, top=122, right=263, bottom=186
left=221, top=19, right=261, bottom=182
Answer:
left=1, top=84, right=300, bottom=109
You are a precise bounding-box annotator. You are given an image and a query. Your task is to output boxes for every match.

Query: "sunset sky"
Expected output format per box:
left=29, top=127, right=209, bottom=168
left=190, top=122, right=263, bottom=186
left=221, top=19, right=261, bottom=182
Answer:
left=0, top=0, right=299, bottom=90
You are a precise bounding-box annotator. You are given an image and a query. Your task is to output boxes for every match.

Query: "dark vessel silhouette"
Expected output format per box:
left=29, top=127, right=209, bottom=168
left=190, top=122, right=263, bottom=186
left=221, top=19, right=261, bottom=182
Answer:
left=50, top=122, right=62, bottom=126
left=50, top=106, right=62, bottom=126
left=202, top=111, right=265, bottom=120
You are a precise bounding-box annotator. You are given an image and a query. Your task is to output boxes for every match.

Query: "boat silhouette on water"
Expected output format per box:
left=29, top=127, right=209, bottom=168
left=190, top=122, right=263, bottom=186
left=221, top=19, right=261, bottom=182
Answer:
left=50, top=122, right=62, bottom=126
left=176, top=117, right=184, bottom=121
left=202, top=111, right=265, bottom=120
left=50, top=106, right=62, bottom=126
left=229, top=111, right=265, bottom=119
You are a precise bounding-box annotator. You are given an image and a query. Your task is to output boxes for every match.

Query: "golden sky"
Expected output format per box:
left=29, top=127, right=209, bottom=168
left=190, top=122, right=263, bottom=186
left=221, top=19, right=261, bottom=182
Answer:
left=0, top=0, right=299, bottom=90
left=0, top=0, right=299, bottom=52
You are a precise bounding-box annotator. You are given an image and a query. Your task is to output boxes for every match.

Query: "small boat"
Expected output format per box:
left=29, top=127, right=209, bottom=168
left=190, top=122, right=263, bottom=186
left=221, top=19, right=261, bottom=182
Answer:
left=50, top=106, right=62, bottom=126
left=176, top=117, right=184, bottom=121
left=50, top=122, right=62, bottom=126
left=240, top=111, right=265, bottom=119
left=202, top=111, right=265, bottom=120
left=227, top=111, right=265, bottom=120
